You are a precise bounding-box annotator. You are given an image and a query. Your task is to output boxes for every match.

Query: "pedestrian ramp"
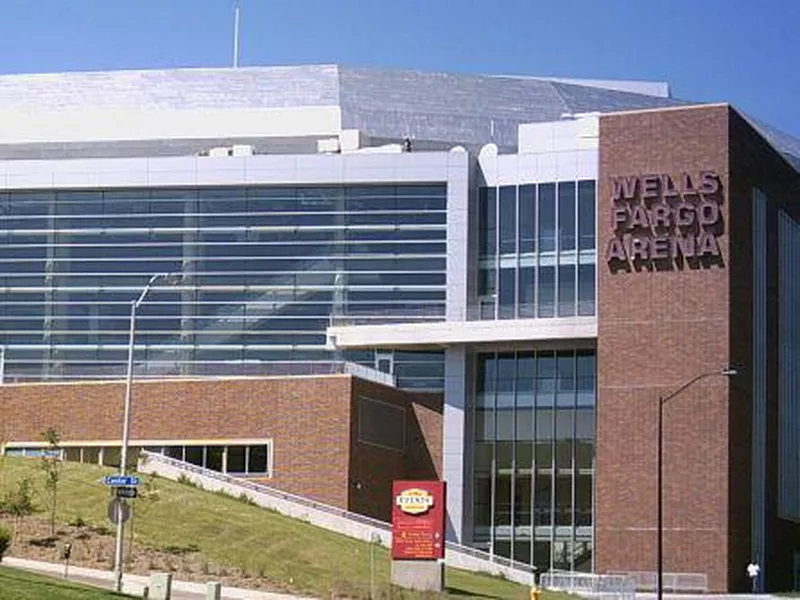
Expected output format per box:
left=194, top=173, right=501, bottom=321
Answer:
left=138, top=451, right=536, bottom=586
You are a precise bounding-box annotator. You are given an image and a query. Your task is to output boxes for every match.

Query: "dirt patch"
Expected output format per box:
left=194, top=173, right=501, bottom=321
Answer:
left=0, top=515, right=294, bottom=594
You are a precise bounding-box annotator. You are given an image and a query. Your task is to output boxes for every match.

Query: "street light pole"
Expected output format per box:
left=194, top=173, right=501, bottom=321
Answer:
left=113, top=273, right=175, bottom=593
left=656, top=367, right=737, bottom=600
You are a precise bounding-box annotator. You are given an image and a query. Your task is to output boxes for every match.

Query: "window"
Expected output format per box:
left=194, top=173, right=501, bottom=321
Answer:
left=4, top=440, right=274, bottom=477
left=557, top=182, right=576, bottom=251
left=538, top=184, right=556, bottom=253
left=0, top=184, right=447, bottom=385
left=475, top=180, right=596, bottom=321
left=473, top=349, right=596, bottom=569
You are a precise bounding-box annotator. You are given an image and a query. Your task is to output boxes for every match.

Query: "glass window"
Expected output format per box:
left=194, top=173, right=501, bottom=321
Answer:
left=557, top=182, right=576, bottom=251
left=478, top=187, right=497, bottom=258
left=538, top=266, right=555, bottom=318
left=247, top=445, right=269, bottom=474
left=534, top=472, right=552, bottom=526
left=518, top=266, right=535, bottom=318
left=578, top=181, right=596, bottom=251
left=499, top=186, right=517, bottom=255
left=558, top=265, right=576, bottom=317
left=518, top=185, right=536, bottom=254
left=227, top=446, right=246, bottom=473
left=578, top=264, right=596, bottom=316
left=498, top=268, right=516, bottom=319
left=538, top=184, right=556, bottom=253
left=185, top=446, right=204, bottom=467
left=206, top=446, right=224, bottom=472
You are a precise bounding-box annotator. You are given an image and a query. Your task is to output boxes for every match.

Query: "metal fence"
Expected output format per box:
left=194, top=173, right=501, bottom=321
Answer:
left=609, top=571, right=708, bottom=593
left=541, top=570, right=637, bottom=600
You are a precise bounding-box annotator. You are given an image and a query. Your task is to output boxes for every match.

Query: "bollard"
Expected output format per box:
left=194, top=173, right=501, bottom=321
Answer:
left=530, top=585, right=542, bottom=600
left=148, top=572, right=173, bottom=600
left=206, top=581, right=222, bottom=600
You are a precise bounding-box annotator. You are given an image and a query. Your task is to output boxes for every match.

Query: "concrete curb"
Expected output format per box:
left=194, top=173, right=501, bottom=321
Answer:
left=3, top=556, right=314, bottom=599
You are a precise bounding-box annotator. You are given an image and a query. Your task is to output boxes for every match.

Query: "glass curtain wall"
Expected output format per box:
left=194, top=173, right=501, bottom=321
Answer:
left=477, top=181, right=596, bottom=320
left=473, top=349, right=596, bottom=571
left=0, top=185, right=446, bottom=387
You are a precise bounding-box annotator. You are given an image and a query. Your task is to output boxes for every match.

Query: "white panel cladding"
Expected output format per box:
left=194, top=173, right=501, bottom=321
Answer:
left=479, top=149, right=598, bottom=188
left=444, top=346, right=468, bottom=542
left=0, top=106, right=343, bottom=144
left=517, top=116, right=599, bottom=155
left=0, top=151, right=455, bottom=190
left=327, top=317, right=598, bottom=349
left=446, top=151, right=471, bottom=321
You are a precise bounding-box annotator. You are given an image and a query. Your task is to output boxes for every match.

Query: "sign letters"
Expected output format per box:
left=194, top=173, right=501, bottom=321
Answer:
left=606, top=170, right=724, bottom=269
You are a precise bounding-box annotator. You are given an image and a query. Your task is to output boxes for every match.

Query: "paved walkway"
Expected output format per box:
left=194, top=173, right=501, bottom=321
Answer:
left=636, top=595, right=782, bottom=600
left=3, top=556, right=314, bottom=599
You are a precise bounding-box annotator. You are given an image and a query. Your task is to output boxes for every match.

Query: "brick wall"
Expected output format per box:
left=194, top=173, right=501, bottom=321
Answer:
left=596, top=105, right=734, bottom=591
left=1, top=376, right=355, bottom=508
left=0, top=375, right=444, bottom=523
left=348, top=379, right=443, bottom=521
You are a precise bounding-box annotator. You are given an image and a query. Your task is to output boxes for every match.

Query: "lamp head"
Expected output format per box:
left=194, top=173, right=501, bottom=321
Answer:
left=720, top=367, right=738, bottom=377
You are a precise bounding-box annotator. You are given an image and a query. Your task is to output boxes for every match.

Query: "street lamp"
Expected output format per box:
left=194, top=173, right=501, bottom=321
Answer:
left=656, top=366, right=737, bottom=600
left=114, top=272, right=181, bottom=593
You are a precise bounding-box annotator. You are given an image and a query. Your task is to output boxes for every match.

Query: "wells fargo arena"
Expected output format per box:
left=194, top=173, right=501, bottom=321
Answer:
left=0, top=65, right=798, bottom=592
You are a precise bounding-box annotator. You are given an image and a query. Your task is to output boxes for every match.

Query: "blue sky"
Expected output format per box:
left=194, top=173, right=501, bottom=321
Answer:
left=0, top=0, right=796, bottom=137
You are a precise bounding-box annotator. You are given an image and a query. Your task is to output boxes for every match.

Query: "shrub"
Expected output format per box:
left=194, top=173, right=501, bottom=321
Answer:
left=0, top=525, right=10, bottom=561
left=68, top=515, right=86, bottom=528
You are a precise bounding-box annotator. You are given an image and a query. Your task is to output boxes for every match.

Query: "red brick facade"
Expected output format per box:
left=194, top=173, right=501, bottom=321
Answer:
left=0, top=375, right=443, bottom=522
left=597, top=104, right=800, bottom=591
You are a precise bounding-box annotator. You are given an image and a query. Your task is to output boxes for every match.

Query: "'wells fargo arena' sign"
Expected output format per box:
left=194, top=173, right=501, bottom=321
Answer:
left=606, top=170, right=724, bottom=268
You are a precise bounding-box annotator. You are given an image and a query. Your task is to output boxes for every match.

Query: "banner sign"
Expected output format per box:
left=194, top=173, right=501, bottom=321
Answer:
left=391, top=480, right=446, bottom=560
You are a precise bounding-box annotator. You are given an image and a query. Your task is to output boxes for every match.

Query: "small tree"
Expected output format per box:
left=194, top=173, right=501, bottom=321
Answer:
left=0, top=525, right=10, bottom=562
left=40, top=428, right=62, bottom=537
left=3, top=477, right=35, bottom=544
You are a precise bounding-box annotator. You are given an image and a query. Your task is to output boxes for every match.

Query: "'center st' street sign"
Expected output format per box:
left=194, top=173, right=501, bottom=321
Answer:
left=103, top=475, right=140, bottom=487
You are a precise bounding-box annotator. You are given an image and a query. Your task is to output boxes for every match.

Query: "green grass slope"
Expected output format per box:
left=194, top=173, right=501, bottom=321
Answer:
left=0, top=565, right=132, bottom=600
left=0, top=457, right=548, bottom=599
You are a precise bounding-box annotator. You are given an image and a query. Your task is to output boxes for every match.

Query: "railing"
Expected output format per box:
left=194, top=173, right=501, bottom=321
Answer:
left=138, top=452, right=537, bottom=585
left=609, top=571, right=708, bottom=593
left=3, top=360, right=396, bottom=383
left=328, top=305, right=446, bottom=327
left=541, top=570, right=637, bottom=600
left=343, top=362, right=396, bottom=387
left=139, top=451, right=390, bottom=531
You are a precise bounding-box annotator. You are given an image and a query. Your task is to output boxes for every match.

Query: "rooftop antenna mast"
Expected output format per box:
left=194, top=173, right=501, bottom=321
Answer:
left=233, top=1, right=241, bottom=68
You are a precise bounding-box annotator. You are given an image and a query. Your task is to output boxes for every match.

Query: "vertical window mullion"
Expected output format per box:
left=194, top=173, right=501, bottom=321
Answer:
left=534, top=184, right=539, bottom=317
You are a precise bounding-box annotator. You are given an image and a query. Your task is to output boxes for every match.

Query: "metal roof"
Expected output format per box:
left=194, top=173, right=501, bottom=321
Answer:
left=0, top=64, right=794, bottom=167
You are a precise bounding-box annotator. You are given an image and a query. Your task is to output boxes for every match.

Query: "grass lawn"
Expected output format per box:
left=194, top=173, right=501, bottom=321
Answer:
left=0, top=457, right=552, bottom=599
left=0, top=565, right=132, bottom=600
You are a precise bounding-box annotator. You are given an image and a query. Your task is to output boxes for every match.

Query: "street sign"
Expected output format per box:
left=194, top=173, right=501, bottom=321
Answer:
left=107, top=498, right=132, bottom=525
left=103, top=475, right=140, bottom=487
left=115, top=487, right=138, bottom=499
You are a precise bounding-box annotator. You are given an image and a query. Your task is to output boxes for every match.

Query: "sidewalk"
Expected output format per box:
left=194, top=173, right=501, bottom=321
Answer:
left=3, top=556, right=314, bottom=599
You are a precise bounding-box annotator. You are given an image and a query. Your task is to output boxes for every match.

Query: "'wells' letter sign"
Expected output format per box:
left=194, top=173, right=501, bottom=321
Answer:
left=391, top=480, right=446, bottom=560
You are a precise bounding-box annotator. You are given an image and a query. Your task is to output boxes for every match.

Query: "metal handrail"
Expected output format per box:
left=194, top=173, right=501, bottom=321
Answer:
left=140, top=451, right=537, bottom=579
left=140, top=451, right=392, bottom=531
